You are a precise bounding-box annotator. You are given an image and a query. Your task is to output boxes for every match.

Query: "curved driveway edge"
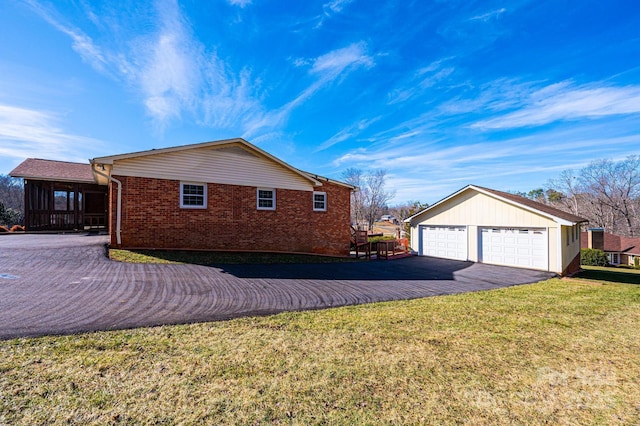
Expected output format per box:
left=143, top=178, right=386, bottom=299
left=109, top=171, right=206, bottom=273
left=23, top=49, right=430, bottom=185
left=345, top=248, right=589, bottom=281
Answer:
left=0, top=234, right=555, bottom=340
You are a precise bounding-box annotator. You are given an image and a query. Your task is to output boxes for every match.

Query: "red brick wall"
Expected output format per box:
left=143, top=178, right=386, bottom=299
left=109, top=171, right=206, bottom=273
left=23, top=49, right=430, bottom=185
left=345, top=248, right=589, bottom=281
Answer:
left=562, top=252, right=581, bottom=276
left=108, top=176, right=352, bottom=256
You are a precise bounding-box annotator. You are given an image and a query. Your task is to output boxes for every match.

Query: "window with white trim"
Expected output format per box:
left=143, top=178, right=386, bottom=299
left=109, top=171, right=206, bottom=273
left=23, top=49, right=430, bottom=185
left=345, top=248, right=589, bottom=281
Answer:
left=180, top=182, right=207, bottom=208
left=257, top=188, right=276, bottom=210
left=313, top=191, right=327, bottom=211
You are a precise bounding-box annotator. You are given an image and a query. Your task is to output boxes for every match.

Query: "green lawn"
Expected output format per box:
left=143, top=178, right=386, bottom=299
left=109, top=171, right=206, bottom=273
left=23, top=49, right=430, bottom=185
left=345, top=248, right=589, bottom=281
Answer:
left=1, top=272, right=639, bottom=424
left=109, top=249, right=359, bottom=264
left=579, top=265, right=640, bottom=284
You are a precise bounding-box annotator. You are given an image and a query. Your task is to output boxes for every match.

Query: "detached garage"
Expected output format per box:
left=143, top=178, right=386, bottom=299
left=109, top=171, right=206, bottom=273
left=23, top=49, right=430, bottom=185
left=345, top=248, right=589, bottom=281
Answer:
left=406, top=185, right=588, bottom=276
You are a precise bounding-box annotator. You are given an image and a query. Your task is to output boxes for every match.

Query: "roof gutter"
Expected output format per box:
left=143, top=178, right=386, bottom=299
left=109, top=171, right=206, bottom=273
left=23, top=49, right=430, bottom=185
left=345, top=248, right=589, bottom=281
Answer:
left=90, top=162, right=122, bottom=245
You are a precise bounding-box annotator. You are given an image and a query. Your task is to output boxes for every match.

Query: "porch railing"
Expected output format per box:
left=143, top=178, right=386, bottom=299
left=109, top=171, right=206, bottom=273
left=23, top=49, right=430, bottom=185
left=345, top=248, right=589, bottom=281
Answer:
left=27, top=211, right=106, bottom=230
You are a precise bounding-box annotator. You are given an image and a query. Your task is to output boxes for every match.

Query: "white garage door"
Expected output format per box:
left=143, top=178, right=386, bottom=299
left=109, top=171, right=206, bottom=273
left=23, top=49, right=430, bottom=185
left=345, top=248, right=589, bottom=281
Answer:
left=421, top=226, right=467, bottom=261
left=480, top=228, right=548, bottom=270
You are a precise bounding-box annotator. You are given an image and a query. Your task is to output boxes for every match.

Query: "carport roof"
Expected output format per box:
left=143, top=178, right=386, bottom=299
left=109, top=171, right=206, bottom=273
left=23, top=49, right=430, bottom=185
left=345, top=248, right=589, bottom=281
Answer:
left=9, top=158, right=96, bottom=183
left=406, top=184, right=588, bottom=226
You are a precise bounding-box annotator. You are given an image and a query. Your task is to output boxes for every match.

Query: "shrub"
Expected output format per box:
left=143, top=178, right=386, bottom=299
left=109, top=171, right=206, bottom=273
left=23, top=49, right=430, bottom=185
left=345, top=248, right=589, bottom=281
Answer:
left=580, top=248, right=608, bottom=266
left=635, top=257, right=640, bottom=269
left=0, top=225, right=8, bottom=233
left=368, top=235, right=396, bottom=243
left=0, top=203, right=22, bottom=227
left=9, top=225, right=25, bottom=232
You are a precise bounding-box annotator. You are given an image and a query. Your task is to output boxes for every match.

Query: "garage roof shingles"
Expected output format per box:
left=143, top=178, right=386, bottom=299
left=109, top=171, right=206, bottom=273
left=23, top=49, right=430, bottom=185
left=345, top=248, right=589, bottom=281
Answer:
left=478, top=186, right=588, bottom=224
left=9, top=158, right=95, bottom=183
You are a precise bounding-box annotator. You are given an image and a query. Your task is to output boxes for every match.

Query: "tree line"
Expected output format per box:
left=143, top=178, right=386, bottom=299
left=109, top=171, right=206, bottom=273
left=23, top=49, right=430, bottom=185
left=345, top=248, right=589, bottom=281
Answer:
left=342, top=168, right=428, bottom=234
left=0, top=175, right=24, bottom=226
left=517, top=156, right=640, bottom=237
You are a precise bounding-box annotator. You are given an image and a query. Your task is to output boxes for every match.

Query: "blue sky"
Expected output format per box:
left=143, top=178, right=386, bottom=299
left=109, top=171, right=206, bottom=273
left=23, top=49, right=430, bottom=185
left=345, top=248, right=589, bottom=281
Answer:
left=1, top=0, right=639, bottom=204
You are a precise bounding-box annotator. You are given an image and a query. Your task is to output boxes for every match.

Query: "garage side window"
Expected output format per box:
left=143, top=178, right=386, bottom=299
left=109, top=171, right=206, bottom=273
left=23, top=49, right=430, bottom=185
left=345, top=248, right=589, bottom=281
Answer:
left=257, top=188, right=276, bottom=210
left=313, top=191, right=327, bottom=211
left=180, top=182, right=207, bottom=208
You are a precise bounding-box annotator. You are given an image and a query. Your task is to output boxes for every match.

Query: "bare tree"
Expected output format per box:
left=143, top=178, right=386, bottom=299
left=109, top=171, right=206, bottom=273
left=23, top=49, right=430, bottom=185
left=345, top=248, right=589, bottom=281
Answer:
left=547, top=169, right=582, bottom=215
left=342, top=168, right=396, bottom=230
left=388, top=200, right=428, bottom=239
left=546, top=156, right=640, bottom=236
left=363, top=169, right=396, bottom=229
left=0, top=175, right=24, bottom=226
left=342, top=168, right=366, bottom=229
left=579, top=157, right=640, bottom=236
left=0, top=175, right=23, bottom=211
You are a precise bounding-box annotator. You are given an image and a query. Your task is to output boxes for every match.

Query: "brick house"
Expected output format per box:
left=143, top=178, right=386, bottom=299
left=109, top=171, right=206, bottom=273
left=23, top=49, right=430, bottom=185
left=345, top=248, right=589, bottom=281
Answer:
left=90, top=138, right=354, bottom=256
left=581, top=228, right=640, bottom=266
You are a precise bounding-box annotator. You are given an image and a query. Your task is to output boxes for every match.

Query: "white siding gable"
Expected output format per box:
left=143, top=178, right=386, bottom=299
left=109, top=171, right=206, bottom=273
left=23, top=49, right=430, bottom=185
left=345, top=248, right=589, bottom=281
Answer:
left=111, top=145, right=315, bottom=191
left=411, top=191, right=556, bottom=228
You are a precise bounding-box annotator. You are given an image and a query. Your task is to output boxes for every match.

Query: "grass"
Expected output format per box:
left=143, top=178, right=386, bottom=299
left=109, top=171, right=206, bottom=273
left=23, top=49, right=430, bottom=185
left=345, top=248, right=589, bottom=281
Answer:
left=1, top=273, right=639, bottom=424
left=579, top=265, right=640, bottom=284
left=109, top=249, right=359, bottom=265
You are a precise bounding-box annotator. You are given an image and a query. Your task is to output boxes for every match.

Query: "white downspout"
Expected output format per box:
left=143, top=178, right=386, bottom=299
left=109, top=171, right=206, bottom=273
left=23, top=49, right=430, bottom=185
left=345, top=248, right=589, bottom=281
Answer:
left=91, top=164, right=122, bottom=245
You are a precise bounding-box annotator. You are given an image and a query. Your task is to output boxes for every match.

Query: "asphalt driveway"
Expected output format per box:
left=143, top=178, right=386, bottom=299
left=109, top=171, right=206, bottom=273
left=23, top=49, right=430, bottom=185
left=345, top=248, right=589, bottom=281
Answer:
left=0, top=234, right=556, bottom=339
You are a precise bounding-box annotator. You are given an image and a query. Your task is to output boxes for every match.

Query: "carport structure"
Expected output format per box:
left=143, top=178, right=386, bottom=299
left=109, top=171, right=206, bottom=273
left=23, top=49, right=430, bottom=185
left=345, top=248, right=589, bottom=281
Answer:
left=406, top=185, right=588, bottom=276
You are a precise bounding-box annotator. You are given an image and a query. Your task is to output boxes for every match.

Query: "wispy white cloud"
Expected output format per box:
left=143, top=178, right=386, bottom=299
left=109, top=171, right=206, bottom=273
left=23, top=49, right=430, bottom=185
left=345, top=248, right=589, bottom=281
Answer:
left=314, top=0, right=354, bottom=28
left=227, top=0, right=252, bottom=8
left=310, top=41, right=375, bottom=77
left=0, top=104, right=105, bottom=162
left=331, top=118, right=640, bottom=203
left=24, top=0, right=109, bottom=75
left=472, top=81, right=640, bottom=129
left=315, top=117, right=380, bottom=152
left=201, top=64, right=265, bottom=130
left=26, top=1, right=376, bottom=139
left=244, top=42, right=375, bottom=137
left=324, top=0, right=353, bottom=14
left=335, top=125, right=639, bottom=170
left=437, top=78, right=539, bottom=115
left=470, top=8, right=507, bottom=22
left=387, top=57, right=456, bottom=105
left=27, top=0, right=265, bottom=133
left=134, top=0, right=200, bottom=127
